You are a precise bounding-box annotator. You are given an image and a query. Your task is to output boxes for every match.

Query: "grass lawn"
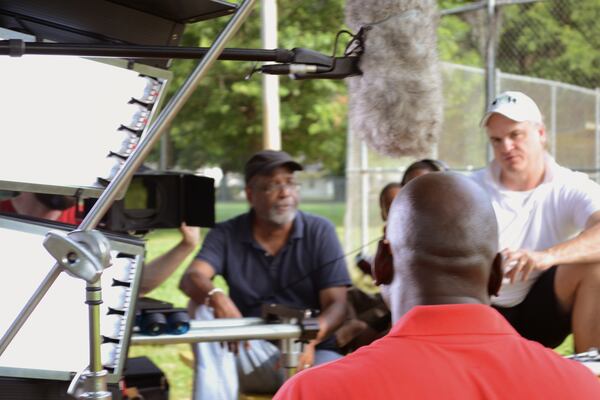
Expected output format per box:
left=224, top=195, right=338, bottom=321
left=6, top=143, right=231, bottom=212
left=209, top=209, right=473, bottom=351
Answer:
left=128, top=201, right=345, bottom=399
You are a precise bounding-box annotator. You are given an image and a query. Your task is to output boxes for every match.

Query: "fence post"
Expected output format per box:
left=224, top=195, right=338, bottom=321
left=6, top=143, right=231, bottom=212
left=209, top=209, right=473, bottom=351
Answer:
left=485, top=0, right=498, bottom=108
left=550, top=84, right=557, bottom=157
left=485, top=0, right=498, bottom=163
left=595, top=88, right=600, bottom=182
left=360, top=140, right=369, bottom=250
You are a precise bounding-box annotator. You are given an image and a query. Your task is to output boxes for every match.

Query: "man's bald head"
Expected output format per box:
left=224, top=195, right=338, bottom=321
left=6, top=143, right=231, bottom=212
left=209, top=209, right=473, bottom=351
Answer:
left=386, top=172, right=501, bottom=314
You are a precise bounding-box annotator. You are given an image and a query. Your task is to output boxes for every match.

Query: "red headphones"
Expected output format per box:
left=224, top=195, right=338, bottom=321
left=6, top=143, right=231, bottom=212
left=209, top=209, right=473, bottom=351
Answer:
left=372, top=237, right=394, bottom=285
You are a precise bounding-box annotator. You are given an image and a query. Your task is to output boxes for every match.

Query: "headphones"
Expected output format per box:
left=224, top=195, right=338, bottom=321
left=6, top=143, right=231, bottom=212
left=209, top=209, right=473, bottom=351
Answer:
left=372, top=238, right=394, bottom=286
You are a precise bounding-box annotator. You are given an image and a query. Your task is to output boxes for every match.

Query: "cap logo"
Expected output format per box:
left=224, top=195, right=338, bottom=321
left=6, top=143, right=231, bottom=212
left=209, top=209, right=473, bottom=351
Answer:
left=492, top=94, right=518, bottom=106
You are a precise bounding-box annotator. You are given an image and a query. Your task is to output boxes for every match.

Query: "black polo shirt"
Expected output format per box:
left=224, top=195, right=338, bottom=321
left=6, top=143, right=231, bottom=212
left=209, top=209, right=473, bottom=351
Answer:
left=196, top=210, right=351, bottom=350
left=197, top=209, right=350, bottom=314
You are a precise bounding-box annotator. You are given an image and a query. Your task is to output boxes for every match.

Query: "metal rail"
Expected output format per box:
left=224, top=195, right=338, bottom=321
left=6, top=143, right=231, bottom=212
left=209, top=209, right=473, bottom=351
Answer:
left=131, top=321, right=303, bottom=346
left=0, top=41, right=295, bottom=62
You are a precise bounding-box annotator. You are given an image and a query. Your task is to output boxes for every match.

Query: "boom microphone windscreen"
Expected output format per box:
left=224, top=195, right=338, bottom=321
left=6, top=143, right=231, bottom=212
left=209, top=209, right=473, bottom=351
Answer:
left=345, top=0, right=442, bottom=157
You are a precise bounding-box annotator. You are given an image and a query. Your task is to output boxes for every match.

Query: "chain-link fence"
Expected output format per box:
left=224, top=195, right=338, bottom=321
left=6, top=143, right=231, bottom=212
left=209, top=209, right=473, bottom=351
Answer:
left=497, top=0, right=600, bottom=90
left=345, top=0, right=600, bottom=256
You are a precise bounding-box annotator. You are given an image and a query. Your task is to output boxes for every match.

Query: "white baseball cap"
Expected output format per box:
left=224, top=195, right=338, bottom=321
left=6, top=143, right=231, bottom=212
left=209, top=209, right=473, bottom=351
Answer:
left=480, top=91, right=543, bottom=127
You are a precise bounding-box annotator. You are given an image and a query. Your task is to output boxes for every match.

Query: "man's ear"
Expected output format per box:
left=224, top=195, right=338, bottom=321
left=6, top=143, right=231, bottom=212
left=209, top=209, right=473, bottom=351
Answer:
left=488, top=253, right=503, bottom=297
left=245, top=185, right=253, bottom=204
left=537, top=123, right=547, bottom=146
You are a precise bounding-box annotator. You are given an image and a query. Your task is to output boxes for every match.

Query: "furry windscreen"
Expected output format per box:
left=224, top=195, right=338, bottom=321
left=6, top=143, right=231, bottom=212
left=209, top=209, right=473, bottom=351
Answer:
left=345, top=0, right=443, bottom=158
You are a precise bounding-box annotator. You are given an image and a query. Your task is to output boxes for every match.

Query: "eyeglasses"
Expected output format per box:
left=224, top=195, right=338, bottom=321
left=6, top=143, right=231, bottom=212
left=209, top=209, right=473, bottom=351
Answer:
left=258, top=181, right=301, bottom=194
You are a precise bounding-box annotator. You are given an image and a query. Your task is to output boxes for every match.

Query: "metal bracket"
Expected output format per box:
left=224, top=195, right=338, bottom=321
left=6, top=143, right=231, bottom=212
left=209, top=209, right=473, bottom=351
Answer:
left=43, top=230, right=111, bottom=283
left=262, top=304, right=320, bottom=371
left=67, top=367, right=111, bottom=399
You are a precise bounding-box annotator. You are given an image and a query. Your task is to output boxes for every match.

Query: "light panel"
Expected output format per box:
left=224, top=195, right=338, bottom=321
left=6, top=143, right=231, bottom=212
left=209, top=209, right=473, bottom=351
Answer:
left=0, top=216, right=145, bottom=382
left=0, top=53, right=168, bottom=197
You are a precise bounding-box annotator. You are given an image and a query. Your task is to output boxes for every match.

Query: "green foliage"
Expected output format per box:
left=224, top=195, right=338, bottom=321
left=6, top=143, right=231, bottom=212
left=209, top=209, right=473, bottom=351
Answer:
left=152, top=0, right=600, bottom=176
left=437, top=0, right=483, bottom=66
left=438, top=0, right=600, bottom=89
left=162, top=0, right=348, bottom=174
left=498, top=0, right=600, bottom=88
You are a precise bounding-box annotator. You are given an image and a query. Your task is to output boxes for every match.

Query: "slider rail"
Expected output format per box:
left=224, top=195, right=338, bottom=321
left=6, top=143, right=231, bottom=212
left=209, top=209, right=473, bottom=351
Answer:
left=130, top=319, right=303, bottom=346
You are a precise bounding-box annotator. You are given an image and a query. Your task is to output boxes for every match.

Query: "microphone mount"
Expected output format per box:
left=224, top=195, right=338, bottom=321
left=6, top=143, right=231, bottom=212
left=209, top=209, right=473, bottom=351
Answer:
left=0, top=39, right=362, bottom=80
left=260, top=30, right=365, bottom=80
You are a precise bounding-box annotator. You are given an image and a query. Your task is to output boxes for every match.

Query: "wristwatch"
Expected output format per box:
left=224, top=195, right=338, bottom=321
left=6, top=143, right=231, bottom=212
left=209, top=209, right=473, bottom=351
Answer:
left=205, top=287, right=224, bottom=306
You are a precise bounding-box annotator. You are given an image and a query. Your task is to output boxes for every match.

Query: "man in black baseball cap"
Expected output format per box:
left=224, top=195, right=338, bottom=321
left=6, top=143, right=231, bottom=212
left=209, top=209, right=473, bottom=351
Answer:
left=244, top=149, right=303, bottom=184
left=181, top=149, right=350, bottom=397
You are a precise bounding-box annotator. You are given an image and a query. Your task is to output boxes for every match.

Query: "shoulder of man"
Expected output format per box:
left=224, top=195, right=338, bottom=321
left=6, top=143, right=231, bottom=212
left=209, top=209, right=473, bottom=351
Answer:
left=211, top=210, right=251, bottom=231
left=468, top=167, right=495, bottom=192
left=546, top=162, right=600, bottom=196
left=552, top=162, right=596, bottom=183
left=275, top=360, right=351, bottom=399
left=296, top=210, right=338, bottom=234
left=470, top=165, right=490, bottom=180
left=297, top=209, right=333, bottom=224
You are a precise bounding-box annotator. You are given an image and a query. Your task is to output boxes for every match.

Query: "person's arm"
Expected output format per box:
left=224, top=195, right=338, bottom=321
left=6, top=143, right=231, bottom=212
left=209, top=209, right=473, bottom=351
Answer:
left=138, top=223, right=200, bottom=295
left=297, top=286, right=347, bottom=371
left=179, top=258, right=242, bottom=319
left=504, top=211, right=600, bottom=282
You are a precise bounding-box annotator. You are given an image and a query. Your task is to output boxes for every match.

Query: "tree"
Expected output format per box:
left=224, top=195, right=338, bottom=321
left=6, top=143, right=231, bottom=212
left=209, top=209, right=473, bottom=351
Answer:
left=158, top=1, right=348, bottom=175
left=498, top=0, right=600, bottom=89
left=155, top=1, right=600, bottom=174
left=437, top=0, right=600, bottom=89
left=437, top=0, right=485, bottom=67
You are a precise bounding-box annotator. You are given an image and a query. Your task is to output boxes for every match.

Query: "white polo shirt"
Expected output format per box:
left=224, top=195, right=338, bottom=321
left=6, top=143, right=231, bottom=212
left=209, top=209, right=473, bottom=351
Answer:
left=471, top=155, right=600, bottom=307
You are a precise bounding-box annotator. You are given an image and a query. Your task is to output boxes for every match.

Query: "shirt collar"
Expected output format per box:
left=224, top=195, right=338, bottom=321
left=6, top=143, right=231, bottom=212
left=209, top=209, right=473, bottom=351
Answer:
left=289, top=210, right=304, bottom=239
left=389, top=304, right=518, bottom=337
left=488, top=152, right=557, bottom=189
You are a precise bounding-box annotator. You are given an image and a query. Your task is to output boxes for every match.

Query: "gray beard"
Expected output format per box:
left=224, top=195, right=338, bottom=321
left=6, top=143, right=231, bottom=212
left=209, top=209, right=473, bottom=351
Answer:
left=268, top=207, right=297, bottom=226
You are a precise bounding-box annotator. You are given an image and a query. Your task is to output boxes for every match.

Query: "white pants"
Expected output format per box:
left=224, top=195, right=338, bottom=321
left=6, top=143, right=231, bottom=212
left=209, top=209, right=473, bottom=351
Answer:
left=191, top=304, right=341, bottom=399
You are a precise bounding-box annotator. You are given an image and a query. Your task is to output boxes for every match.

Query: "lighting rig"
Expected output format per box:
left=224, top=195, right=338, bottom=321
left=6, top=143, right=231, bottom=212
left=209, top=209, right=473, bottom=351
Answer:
left=0, top=1, right=363, bottom=398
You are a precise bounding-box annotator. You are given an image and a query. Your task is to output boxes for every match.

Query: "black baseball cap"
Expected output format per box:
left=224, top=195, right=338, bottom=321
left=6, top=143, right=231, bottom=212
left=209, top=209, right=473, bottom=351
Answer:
left=244, top=150, right=303, bottom=184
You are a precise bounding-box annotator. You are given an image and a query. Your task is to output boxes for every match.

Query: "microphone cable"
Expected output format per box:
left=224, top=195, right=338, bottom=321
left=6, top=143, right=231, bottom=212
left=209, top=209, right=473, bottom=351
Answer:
left=238, top=234, right=384, bottom=313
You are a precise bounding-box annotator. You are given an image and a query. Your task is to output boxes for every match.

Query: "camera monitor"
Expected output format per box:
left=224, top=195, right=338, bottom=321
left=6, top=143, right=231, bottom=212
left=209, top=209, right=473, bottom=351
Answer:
left=85, top=171, right=216, bottom=232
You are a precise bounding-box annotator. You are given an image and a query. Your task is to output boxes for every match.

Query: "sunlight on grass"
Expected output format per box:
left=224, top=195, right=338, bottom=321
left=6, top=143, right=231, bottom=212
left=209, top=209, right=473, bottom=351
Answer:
left=554, top=335, right=574, bottom=356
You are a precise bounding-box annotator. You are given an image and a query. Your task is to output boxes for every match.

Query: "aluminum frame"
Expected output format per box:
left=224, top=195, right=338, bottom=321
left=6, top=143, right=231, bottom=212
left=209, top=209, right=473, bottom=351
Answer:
left=0, top=0, right=258, bottom=396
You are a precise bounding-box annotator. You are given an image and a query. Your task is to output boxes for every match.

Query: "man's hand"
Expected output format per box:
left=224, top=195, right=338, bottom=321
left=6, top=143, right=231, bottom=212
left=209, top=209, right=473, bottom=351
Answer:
left=179, top=223, right=201, bottom=248
left=209, top=291, right=242, bottom=319
left=502, top=248, right=554, bottom=283
left=296, top=342, right=316, bottom=372
left=208, top=291, right=245, bottom=353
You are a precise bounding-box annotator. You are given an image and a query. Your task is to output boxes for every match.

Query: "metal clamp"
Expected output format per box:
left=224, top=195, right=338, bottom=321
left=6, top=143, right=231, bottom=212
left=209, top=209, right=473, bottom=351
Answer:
left=262, top=304, right=320, bottom=371
left=43, top=230, right=111, bottom=283
left=67, top=367, right=111, bottom=399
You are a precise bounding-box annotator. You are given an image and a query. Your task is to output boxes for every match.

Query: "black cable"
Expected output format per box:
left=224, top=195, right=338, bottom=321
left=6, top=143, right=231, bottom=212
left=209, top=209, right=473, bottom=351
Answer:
left=332, top=30, right=354, bottom=57
left=305, top=28, right=365, bottom=79
left=239, top=235, right=384, bottom=312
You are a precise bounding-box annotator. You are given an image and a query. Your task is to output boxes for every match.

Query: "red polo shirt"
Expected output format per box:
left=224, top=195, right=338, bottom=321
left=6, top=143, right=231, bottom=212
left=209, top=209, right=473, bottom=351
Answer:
left=0, top=199, right=78, bottom=225
left=275, top=304, right=600, bottom=400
